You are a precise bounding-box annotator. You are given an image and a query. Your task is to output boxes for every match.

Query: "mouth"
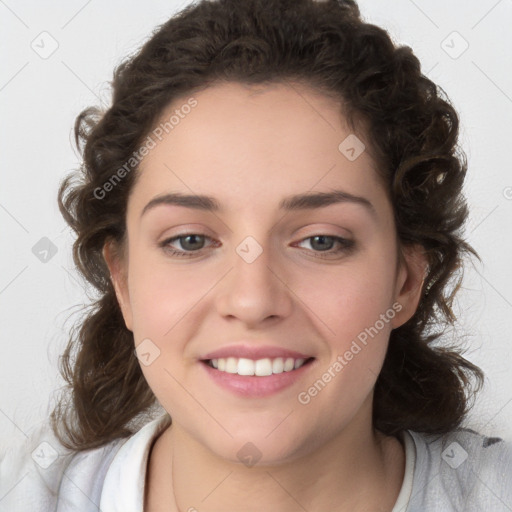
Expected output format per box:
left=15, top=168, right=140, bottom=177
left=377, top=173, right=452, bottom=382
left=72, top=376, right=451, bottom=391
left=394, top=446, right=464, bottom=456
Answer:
left=198, top=344, right=316, bottom=397
left=201, top=356, right=315, bottom=376
left=199, top=355, right=316, bottom=397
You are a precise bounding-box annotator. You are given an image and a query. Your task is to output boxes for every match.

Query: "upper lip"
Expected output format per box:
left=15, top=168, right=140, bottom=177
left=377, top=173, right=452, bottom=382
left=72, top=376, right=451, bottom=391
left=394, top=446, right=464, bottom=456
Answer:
left=200, top=344, right=314, bottom=361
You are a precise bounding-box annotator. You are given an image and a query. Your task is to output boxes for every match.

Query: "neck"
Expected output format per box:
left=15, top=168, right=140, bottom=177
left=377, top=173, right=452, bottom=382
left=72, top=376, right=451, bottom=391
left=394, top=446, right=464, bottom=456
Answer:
left=145, top=406, right=405, bottom=512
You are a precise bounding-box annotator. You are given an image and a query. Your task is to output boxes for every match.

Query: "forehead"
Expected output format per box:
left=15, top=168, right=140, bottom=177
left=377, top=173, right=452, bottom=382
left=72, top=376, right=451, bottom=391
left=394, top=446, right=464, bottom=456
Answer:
left=130, top=81, right=386, bottom=217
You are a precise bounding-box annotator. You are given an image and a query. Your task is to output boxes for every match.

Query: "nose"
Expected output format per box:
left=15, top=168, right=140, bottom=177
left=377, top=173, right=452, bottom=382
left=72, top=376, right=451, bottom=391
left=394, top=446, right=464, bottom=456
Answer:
left=215, top=239, right=293, bottom=328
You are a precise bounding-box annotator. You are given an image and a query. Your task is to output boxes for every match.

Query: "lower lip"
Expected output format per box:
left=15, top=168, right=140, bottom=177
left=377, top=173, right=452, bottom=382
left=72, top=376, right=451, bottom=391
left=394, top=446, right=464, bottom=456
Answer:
left=200, top=359, right=315, bottom=398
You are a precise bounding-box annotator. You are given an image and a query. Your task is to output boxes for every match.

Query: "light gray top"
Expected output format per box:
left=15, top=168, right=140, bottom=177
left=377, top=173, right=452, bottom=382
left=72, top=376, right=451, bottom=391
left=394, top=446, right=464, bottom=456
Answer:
left=1, top=413, right=511, bottom=511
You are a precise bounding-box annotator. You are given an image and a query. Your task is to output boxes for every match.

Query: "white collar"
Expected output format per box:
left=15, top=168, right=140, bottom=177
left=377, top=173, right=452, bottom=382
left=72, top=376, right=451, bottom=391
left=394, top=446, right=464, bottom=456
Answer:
left=100, top=416, right=415, bottom=512
left=100, top=413, right=171, bottom=512
left=391, top=430, right=416, bottom=512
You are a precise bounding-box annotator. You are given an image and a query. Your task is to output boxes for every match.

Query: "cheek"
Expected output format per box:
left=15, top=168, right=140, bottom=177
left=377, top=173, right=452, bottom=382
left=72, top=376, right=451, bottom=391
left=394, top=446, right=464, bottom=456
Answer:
left=294, top=249, right=397, bottom=345
left=126, top=245, right=201, bottom=338
left=295, top=258, right=397, bottom=421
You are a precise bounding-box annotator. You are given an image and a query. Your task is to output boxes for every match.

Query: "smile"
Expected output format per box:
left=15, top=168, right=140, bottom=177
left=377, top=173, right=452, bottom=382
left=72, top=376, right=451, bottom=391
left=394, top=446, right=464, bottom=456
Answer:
left=205, top=356, right=313, bottom=376
left=200, top=356, right=316, bottom=397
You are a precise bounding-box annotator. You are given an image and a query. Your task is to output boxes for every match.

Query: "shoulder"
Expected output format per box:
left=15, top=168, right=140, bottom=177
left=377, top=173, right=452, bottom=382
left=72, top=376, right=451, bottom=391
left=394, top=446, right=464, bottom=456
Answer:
left=0, top=420, right=126, bottom=511
left=405, top=427, right=512, bottom=511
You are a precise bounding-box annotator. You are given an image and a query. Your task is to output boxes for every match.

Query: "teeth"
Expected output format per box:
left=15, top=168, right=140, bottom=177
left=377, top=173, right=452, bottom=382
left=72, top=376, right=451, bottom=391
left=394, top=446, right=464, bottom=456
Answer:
left=283, top=358, right=294, bottom=372
left=272, top=357, right=284, bottom=374
left=294, top=358, right=305, bottom=369
left=255, top=358, right=272, bottom=376
left=207, top=356, right=308, bottom=376
left=238, top=358, right=256, bottom=376
left=225, top=357, right=238, bottom=374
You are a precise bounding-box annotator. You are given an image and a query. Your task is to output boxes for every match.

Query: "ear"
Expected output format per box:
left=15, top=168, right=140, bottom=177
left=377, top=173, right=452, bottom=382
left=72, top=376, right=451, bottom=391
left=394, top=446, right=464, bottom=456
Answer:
left=102, top=239, right=133, bottom=332
left=390, top=243, right=428, bottom=329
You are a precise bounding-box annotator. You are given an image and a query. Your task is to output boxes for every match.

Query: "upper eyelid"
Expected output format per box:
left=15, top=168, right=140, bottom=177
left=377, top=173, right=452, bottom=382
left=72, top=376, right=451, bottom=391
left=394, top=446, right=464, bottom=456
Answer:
left=161, top=222, right=353, bottom=241
left=162, top=231, right=350, bottom=240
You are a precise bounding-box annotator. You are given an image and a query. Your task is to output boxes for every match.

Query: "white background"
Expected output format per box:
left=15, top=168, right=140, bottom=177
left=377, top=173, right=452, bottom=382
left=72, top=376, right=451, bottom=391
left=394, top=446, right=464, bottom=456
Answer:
left=1, top=0, right=511, bottom=450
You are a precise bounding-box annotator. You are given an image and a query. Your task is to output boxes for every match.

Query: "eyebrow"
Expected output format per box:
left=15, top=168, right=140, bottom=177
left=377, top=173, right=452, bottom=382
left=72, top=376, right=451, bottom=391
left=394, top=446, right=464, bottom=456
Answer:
left=140, top=189, right=376, bottom=218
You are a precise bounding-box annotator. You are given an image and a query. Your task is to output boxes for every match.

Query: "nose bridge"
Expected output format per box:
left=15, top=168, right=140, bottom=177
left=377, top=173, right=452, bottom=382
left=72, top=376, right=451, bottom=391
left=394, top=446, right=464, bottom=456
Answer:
left=215, top=228, right=293, bottom=324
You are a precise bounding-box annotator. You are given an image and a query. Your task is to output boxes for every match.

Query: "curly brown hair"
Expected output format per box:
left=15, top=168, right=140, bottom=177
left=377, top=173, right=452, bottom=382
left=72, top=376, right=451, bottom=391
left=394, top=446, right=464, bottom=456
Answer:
left=52, top=0, right=484, bottom=451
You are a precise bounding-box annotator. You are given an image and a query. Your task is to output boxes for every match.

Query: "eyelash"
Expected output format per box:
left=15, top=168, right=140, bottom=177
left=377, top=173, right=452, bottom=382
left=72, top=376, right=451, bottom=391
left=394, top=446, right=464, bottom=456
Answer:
left=159, top=233, right=355, bottom=260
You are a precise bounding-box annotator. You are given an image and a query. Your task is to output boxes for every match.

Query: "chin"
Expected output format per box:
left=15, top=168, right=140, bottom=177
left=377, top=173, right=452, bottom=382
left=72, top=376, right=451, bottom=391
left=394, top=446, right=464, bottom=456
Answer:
left=203, top=425, right=314, bottom=468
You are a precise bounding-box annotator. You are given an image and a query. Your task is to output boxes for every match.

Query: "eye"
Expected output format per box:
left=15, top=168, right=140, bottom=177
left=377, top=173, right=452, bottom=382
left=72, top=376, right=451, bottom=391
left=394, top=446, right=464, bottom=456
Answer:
left=159, top=233, right=355, bottom=259
left=295, top=235, right=355, bottom=259
left=160, top=233, right=217, bottom=258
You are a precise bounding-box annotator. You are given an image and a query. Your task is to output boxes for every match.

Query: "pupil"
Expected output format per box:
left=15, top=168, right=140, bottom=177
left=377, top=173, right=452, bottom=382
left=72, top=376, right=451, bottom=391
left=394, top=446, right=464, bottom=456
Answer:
left=312, top=235, right=333, bottom=251
left=183, top=235, right=203, bottom=250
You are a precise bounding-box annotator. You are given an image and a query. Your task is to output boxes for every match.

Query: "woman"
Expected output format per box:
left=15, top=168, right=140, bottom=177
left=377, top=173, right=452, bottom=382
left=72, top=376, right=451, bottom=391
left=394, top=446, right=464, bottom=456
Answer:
left=2, top=0, right=511, bottom=510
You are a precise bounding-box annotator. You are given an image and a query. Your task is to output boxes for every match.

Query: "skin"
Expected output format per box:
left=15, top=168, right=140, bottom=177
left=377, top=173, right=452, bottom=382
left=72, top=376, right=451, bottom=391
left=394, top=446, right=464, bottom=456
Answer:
left=104, top=81, right=427, bottom=511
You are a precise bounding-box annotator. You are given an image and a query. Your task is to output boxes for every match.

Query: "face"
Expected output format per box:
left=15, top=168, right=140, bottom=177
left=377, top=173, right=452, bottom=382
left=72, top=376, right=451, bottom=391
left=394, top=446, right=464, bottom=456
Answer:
left=105, top=81, right=426, bottom=464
